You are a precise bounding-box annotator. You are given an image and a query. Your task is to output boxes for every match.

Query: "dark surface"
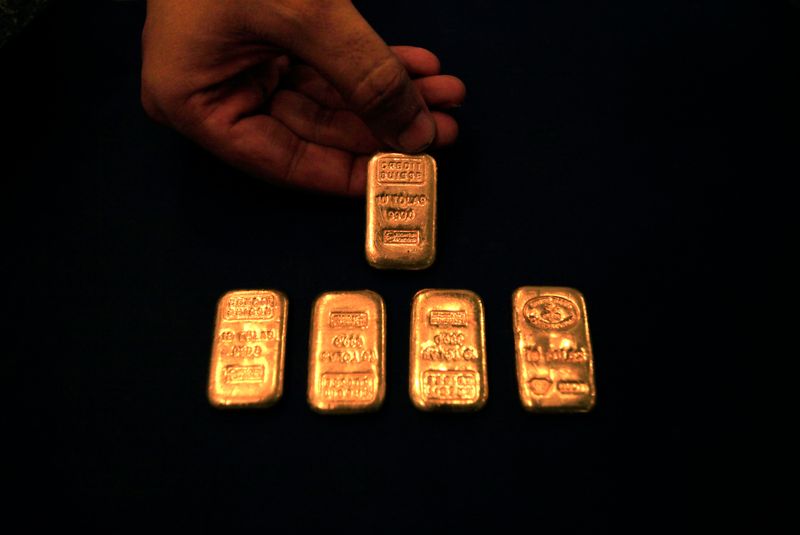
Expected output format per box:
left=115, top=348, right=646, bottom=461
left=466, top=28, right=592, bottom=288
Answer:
left=4, top=0, right=790, bottom=531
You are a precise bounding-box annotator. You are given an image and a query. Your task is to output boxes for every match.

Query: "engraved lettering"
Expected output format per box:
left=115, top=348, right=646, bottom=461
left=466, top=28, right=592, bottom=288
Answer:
left=374, top=192, right=428, bottom=205
left=377, top=159, right=425, bottom=184
left=557, top=381, right=590, bottom=394
left=383, top=229, right=420, bottom=244
left=223, top=365, right=265, bottom=384
left=422, top=370, right=479, bottom=401
left=429, top=310, right=467, bottom=327
left=524, top=346, right=589, bottom=363
left=329, top=311, right=369, bottom=329
left=319, top=349, right=376, bottom=364
left=383, top=207, right=416, bottom=221
left=320, top=373, right=375, bottom=401
left=223, top=345, right=263, bottom=358
left=223, top=294, right=276, bottom=320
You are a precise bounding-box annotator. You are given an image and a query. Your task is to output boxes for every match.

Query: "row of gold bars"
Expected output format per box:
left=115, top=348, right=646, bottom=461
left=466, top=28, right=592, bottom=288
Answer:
left=209, top=287, right=595, bottom=413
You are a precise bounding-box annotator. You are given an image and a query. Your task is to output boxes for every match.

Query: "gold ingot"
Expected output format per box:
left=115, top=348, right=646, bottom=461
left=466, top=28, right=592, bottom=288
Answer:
left=308, top=290, right=386, bottom=413
left=208, top=290, right=288, bottom=408
left=365, top=152, right=437, bottom=269
left=410, top=289, right=488, bottom=411
left=512, top=287, right=596, bottom=412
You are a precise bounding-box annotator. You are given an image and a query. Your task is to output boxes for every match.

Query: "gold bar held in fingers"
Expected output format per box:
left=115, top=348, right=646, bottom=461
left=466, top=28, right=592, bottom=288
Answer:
left=366, top=152, right=437, bottom=269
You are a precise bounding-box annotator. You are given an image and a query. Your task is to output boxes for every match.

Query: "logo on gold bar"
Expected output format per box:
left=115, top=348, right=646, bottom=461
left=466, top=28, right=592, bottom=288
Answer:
left=429, top=309, right=467, bottom=327
left=523, top=296, right=579, bottom=330
left=383, top=229, right=420, bottom=244
left=329, top=311, right=369, bottom=329
left=528, top=377, right=553, bottom=395
left=223, top=294, right=275, bottom=320
left=223, top=365, right=265, bottom=384
left=377, top=158, right=425, bottom=184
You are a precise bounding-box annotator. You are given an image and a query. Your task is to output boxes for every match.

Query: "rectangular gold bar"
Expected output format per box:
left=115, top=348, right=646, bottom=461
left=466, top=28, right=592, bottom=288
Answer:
left=512, top=287, right=596, bottom=412
left=410, top=289, right=488, bottom=411
left=308, top=290, right=386, bottom=413
left=208, top=290, right=288, bottom=408
left=365, top=152, right=437, bottom=269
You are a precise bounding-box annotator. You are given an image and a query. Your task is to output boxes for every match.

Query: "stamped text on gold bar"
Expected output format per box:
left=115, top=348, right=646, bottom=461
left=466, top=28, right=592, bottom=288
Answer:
left=410, top=289, right=488, bottom=411
left=366, top=152, right=437, bottom=269
left=513, top=287, right=595, bottom=412
left=308, top=290, right=386, bottom=413
left=208, top=290, right=288, bottom=408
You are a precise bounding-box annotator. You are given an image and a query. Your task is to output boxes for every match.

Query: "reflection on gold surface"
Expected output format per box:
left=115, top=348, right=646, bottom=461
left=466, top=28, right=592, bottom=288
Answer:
left=513, top=287, right=595, bottom=412
left=366, top=153, right=437, bottom=269
left=308, top=290, right=386, bottom=413
left=208, top=290, right=287, bottom=408
left=410, top=289, right=488, bottom=411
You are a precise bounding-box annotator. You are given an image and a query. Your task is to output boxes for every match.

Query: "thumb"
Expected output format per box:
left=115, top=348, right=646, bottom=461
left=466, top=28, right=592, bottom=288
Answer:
left=282, top=2, right=436, bottom=153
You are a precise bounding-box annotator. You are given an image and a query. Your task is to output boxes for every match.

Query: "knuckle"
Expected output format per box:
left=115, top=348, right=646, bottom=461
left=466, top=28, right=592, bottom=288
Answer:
left=349, top=58, right=410, bottom=116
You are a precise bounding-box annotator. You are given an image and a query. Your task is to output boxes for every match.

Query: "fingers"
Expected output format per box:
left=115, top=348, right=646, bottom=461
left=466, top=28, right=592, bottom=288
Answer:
left=289, top=67, right=465, bottom=111
left=390, top=46, right=441, bottom=76
left=224, top=115, right=369, bottom=196
left=431, top=111, right=459, bottom=146
left=269, top=88, right=458, bottom=155
left=286, top=45, right=449, bottom=109
left=278, top=3, right=436, bottom=153
left=415, top=76, right=466, bottom=109
left=287, top=65, right=347, bottom=109
left=269, top=89, right=381, bottom=153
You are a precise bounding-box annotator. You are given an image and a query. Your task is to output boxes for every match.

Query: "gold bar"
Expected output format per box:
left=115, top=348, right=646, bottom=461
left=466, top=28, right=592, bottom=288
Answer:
left=365, top=152, right=437, bottom=269
left=512, top=287, right=596, bottom=412
left=208, top=290, right=288, bottom=408
left=410, top=289, right=488, bottom=411
left=308, top=290, right=386, bottom=413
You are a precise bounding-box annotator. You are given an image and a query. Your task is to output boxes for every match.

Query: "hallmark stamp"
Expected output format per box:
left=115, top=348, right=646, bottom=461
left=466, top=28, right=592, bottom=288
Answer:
left=523, top=295, right=580, bottom=331
left=329, top=311, right=369, bottom=329
left=223, top=365, right=265, bottom=384
left=383, top=229, right=420, bottom=244
left=429, top=309, right=467, bottom=327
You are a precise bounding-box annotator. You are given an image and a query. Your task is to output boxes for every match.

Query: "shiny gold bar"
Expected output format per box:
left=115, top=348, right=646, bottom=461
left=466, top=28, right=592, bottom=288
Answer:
left=410, top=289, right=488, bottom=411
left=208, top=290, right=288, bottom=408
left=512, top=287, right=596, bottom=412
left=366, top=152, right=437, bottom=269
left=308, top=290, right=386, bottom=413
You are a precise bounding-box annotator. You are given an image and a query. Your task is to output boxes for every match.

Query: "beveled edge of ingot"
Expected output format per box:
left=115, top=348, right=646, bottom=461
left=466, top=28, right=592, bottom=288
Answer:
left=409, top=288, right=489, bottom=412
left=365, top=152, right=437, bottom=271
left=512, top=286, right=596, bottom=414
left=307, top=289, right=386, bottom=414
left=207, top=289, right=288, bottom=409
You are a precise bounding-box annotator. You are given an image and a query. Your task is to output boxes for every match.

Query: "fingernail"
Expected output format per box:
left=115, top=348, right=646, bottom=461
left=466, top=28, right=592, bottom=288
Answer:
left=396, top=111, right=435, bottom=153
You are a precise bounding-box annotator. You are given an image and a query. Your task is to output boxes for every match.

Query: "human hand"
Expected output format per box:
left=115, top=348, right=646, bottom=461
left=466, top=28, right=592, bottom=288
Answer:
left=141, top=0, right=465, bottom=195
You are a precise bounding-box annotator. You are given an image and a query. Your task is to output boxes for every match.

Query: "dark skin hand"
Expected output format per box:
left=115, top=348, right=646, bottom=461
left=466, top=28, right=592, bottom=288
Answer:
left=141, top=0, right=466, bottom=195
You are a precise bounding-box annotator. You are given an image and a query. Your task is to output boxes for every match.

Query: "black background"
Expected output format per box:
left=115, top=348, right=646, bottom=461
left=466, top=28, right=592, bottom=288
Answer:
left=4, top=0, right=792, bottom=531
